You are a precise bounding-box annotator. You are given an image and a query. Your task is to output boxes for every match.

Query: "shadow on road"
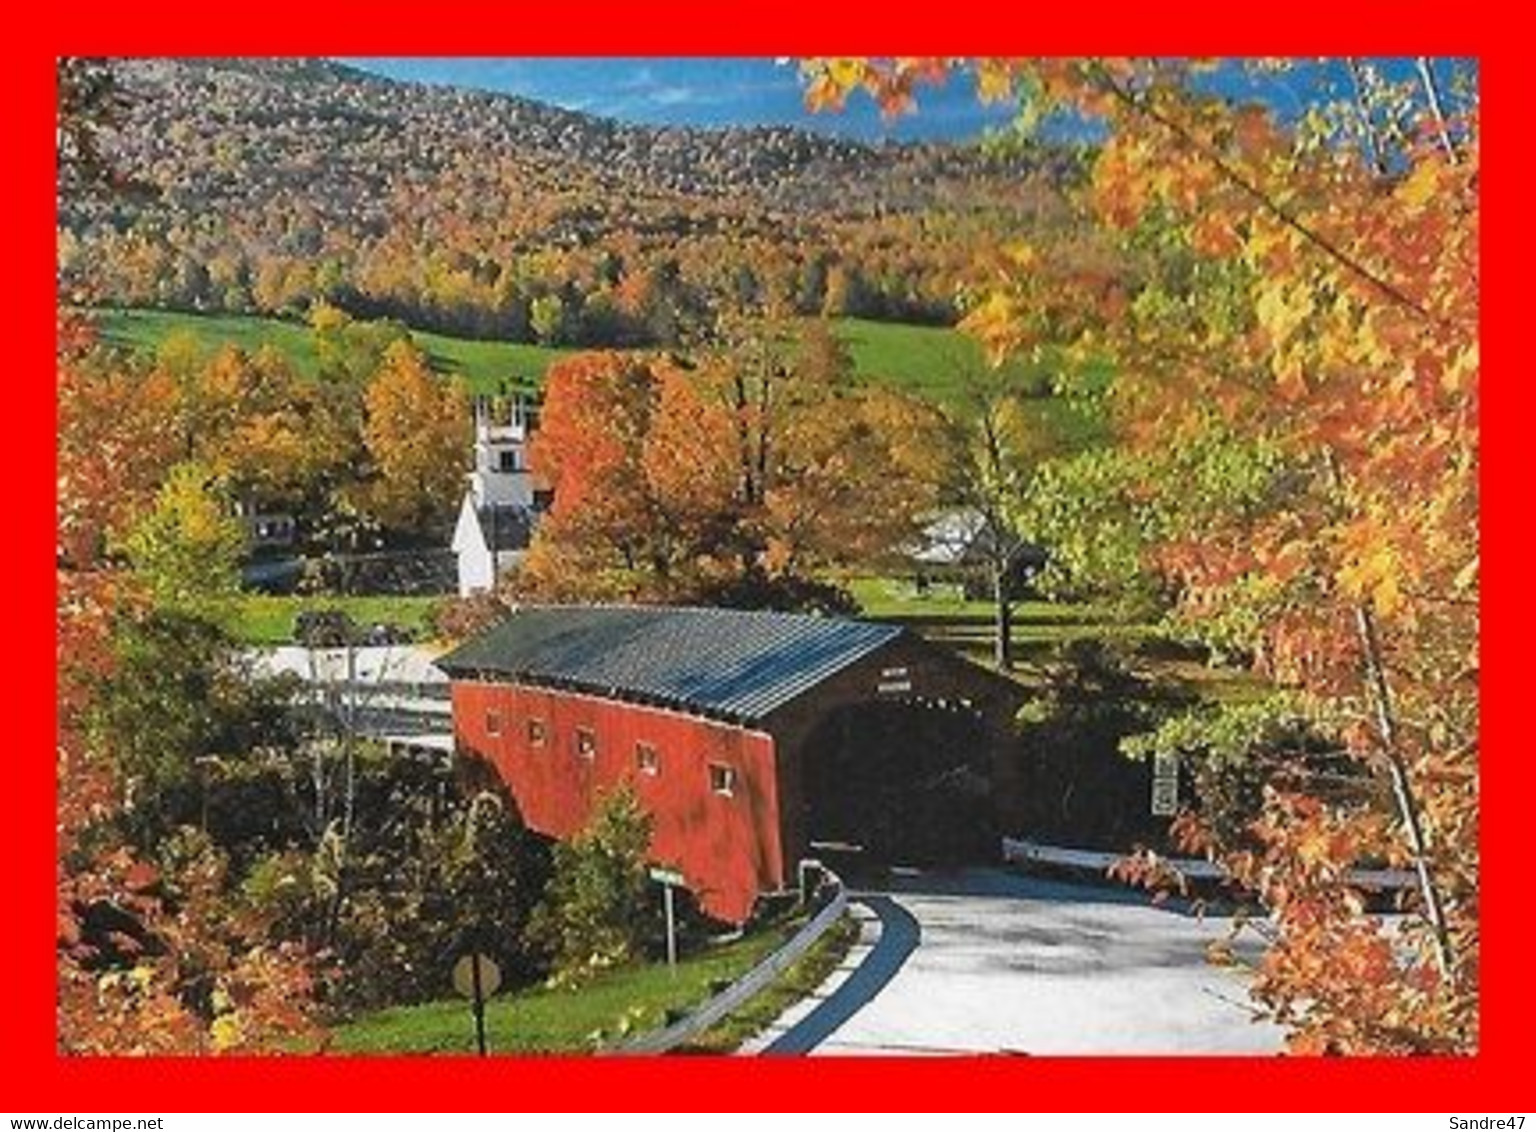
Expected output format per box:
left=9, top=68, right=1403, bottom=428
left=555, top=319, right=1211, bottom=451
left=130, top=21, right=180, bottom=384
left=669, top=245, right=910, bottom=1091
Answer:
left=884, top=865, right=1214, bottom=916
left=761, top=895, right=920, bottom=1055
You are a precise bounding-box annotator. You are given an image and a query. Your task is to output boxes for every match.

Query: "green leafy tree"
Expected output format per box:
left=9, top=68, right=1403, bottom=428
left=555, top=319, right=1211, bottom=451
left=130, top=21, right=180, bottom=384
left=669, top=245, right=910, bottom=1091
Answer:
left=526, top=786, right=654, bottom=987
left=118, top=461, right=245, bottom=615
left=309, top=301, right=411, bottom=386
left=529, top=293, right=567, bottom=346
left=86, top=608, right=299, bottom=843
left=283, top=778, right=550, bottom=1011
left=938, top=352, right=1066, bottom=670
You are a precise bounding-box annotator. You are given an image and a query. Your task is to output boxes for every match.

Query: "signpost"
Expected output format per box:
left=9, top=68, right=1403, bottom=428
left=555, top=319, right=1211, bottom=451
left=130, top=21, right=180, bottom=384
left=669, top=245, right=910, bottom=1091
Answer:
left=1151, top=751, right=1180, bottom=817
left=648, top=866, right=685, bottom=972
left=452, top=951, right=501, bottom=1056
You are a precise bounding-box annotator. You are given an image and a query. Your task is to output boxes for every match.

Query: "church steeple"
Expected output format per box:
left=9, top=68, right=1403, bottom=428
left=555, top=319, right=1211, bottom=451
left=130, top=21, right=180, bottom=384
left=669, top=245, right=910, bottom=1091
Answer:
left=468, top=391, right=537, bottom=509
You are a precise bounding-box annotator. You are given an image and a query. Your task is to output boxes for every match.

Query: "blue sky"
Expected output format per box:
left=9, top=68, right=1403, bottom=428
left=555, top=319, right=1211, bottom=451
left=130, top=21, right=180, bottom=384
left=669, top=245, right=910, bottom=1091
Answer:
left=344, top=58, right=1474, bottom=143
left=345, top=57, right=1018, bottom=140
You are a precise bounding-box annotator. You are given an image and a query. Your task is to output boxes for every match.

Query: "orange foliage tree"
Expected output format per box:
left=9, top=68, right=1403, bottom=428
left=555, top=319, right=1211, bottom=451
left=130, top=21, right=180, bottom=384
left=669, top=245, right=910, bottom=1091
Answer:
left=521, top=329, right=944, bottom=607
left=802, top=57, right=1478, bottom=1053
left=357, top=340, right=472, bottom=534
left=58, top=351, right=322, bottom=1052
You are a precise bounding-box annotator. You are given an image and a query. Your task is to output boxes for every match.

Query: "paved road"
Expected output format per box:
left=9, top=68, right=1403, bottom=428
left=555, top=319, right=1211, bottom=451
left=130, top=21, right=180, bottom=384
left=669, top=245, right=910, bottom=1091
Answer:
left=746, top=867, right=1284, bottom=1056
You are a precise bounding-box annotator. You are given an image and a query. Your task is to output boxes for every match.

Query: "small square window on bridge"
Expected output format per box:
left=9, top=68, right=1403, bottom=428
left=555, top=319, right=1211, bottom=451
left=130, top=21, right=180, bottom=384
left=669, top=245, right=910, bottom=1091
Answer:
left=636, top=742, right=660, bottom=776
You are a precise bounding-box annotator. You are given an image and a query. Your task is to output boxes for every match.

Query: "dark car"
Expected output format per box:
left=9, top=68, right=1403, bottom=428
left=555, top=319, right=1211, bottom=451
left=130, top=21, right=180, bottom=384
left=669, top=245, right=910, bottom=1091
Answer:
left=293, top=609, right=358, bottom=647
left=364, top=621, right=416, bottom=646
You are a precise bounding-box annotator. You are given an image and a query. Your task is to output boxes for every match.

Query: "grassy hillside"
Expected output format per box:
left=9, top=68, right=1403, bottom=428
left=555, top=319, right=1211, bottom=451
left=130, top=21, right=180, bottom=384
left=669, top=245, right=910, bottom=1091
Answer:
left=95, top=307, right=1111, bottom=449
left=333, top=917, right=811, bottom=1054
left=96, top=307, right=575, bottom=393
left=833, top=317, right=985, bottom=397
left=94, top=307, right=983, bottom=392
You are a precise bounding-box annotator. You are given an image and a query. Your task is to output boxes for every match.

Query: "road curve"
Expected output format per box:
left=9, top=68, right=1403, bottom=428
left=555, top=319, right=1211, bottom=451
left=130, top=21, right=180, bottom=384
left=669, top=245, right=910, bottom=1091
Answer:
left=746, top=867, right=1284, bottom=1056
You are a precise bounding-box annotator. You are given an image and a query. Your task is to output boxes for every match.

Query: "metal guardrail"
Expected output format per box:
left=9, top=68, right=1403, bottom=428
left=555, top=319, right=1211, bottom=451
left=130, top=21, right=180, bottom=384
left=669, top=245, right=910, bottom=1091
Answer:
left=1001, top=837, right=1416, bottom=891
left=607, top=868, right=849, bottom=1055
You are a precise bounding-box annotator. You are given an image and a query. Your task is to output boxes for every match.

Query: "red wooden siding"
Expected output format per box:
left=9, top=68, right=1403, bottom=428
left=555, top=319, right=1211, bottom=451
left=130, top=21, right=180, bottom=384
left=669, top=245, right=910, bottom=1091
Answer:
left=452, top=680, right=785, bottom=924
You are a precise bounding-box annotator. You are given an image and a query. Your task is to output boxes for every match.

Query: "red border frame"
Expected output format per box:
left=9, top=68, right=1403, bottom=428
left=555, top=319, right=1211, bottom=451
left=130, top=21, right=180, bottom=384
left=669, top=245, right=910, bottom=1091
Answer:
left=5, top=1, right=1525, bottom=1112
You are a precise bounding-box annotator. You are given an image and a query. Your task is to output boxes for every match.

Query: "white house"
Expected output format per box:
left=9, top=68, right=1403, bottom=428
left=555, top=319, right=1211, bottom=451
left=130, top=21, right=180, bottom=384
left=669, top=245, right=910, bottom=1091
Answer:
left=452, top=395, right=547, bottom=596
left=903, top=506, right=1047, bottom=592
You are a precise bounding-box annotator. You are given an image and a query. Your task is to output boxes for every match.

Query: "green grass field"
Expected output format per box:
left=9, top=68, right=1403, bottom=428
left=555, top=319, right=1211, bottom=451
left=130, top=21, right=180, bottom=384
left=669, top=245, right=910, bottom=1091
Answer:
left=228, top=593, right=441, bottom=645
left=95, top=307, right=576, bottom=394
left=95, top=307, right=983, bottom=393
left=91, top=308, right=1107, bottom=430
left=832, top=317, right=987, bottom=399
left=845, top=574, right=1271, bottom=701
left=848, top=576, right=1129, bottom=639
left=332, top=919, right=813, bottom=1054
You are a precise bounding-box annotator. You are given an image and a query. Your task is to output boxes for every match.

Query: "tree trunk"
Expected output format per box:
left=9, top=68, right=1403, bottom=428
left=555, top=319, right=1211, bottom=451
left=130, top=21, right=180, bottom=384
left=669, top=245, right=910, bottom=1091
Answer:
left=1345, top=58, right=1388, bottom=177
left=1352, top=600, right=1453, bottom=979
left=1323, top=448, right=1453, bottom=979
left=993, top=562, right=1013, bottom=672
left=1415, top=57, right=1460, bottom=165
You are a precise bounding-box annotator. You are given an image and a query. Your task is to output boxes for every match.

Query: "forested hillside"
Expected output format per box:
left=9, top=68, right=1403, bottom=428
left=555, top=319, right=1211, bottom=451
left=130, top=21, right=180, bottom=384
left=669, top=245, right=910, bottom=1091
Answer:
left=60, top=57, right=1078, bottom=342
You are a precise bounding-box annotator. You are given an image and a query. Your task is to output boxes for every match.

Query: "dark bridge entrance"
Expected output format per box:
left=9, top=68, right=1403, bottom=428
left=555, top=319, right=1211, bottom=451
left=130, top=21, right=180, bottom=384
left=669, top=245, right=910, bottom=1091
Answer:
left=799, top=699, right=995, bottom=867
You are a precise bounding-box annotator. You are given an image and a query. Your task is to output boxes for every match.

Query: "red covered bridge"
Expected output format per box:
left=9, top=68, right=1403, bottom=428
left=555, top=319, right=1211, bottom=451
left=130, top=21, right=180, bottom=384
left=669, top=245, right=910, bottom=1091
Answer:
left=436, top=605, right=1024, bottom=923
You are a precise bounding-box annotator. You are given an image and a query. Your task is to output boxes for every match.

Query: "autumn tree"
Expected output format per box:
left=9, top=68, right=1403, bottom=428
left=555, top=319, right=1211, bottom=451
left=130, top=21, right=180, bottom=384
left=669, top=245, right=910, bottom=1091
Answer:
left=803, top=56, right=1479, bottom=1053
left=357, top=339, right=471, bottom=535
left=521, top=352, right=735, bottom=600
left=57, top=78, right=325, bottom=1049
left=695, top=316, right=942, bottom=594
left=755, top=371, right=944, bottom=580
left=57, top=349, right=180, bottom=569
left=118, top=461, right=246, bottom=615
left=57, top=417, right=322, bottom=1055
left=310, top=300, right=411, bottom=386
left=521, top=326, right=943, bottom=608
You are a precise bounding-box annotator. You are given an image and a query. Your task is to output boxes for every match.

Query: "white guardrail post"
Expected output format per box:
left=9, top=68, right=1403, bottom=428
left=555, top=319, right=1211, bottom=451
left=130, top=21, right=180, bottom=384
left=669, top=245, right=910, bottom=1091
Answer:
left=604, top=867, right=848, bottom=1055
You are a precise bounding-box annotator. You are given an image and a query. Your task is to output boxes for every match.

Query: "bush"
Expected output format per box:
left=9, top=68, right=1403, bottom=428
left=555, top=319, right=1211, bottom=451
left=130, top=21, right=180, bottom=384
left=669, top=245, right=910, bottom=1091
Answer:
left=235, top=749, right=553, bottom=1014
left=331, top=788, right=549, bottom=1011
left=293, top=608, right=357, bottom=647
left=525, top=786, right=655, bottom=988
left=684, top=572, right=858, bottom=616
left=428, top=591, right=512, bottom=642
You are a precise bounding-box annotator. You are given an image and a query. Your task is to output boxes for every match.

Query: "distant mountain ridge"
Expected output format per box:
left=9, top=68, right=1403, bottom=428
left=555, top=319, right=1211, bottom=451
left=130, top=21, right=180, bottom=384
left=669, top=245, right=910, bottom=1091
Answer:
left=60, top=57, right=1072, bottom=342
left=91, top=56, right=1045, bottom=222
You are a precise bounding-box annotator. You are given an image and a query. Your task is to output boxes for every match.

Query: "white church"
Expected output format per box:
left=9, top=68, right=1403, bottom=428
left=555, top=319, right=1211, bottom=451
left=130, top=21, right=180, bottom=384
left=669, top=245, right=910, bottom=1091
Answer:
left=451, top=395, right=548, bottom=597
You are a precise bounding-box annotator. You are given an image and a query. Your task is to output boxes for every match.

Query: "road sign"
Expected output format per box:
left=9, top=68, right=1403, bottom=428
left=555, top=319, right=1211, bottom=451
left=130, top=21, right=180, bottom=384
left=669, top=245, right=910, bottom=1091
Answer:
left=452, top=952, right=502, bottom=999
left=648, top=867, right=684, bottom=970
left=452, top=951, right=501, bottom=1056
left=1151, top=751, right=1180, bottom=816
left=662, top=883, right=677, bottom=970
left=1151, top=779, right=1179, bottom=816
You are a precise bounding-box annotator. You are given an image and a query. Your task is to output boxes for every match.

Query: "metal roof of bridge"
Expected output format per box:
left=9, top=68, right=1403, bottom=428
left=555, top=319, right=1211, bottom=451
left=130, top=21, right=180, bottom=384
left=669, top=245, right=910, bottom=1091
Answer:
left=434, top=605, right=904, bottom=724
